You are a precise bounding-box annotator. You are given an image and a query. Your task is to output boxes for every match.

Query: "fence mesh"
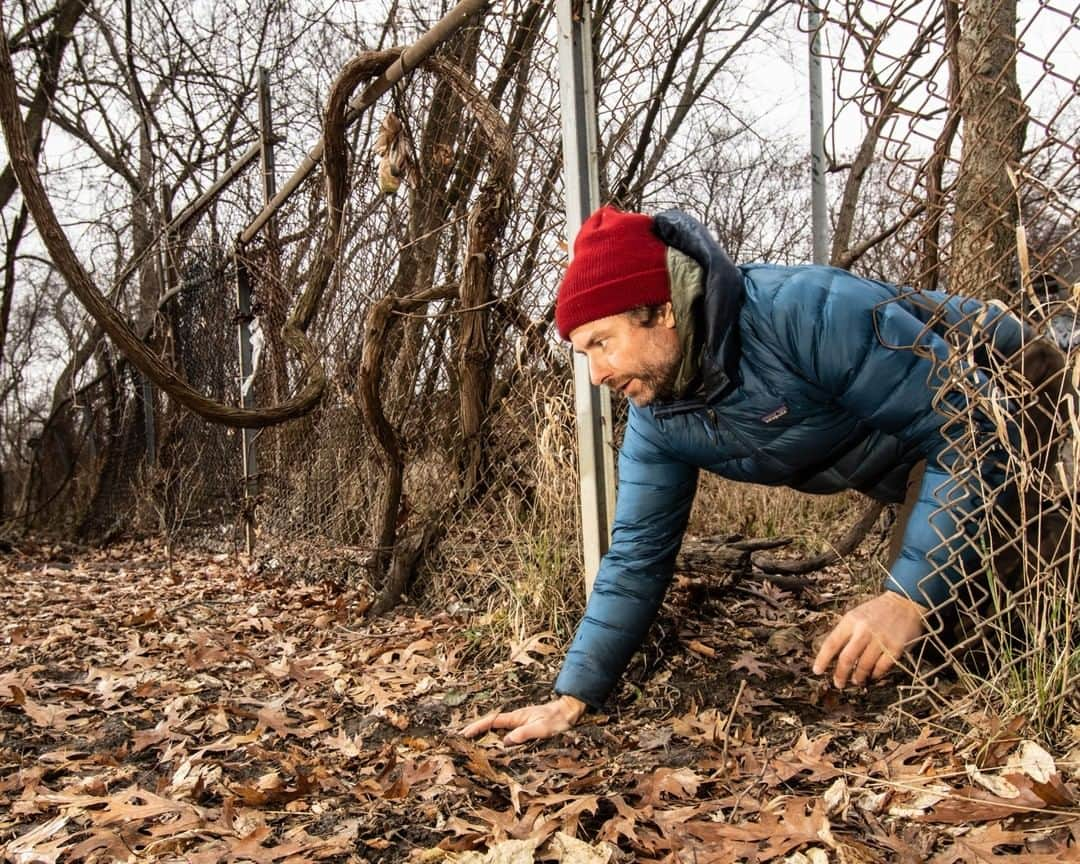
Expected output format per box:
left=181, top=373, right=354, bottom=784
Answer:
left=810, top=0, right=1079, bottom=727
left=8, top=0, right=1080, bottom=729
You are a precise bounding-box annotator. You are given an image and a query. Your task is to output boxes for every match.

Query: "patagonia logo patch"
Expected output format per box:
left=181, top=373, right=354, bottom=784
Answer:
left=761, top=404, right=789, bottom=424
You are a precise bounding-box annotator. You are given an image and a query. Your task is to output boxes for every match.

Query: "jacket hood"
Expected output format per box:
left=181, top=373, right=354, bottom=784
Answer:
left=651, top=209, right=745, bottom=413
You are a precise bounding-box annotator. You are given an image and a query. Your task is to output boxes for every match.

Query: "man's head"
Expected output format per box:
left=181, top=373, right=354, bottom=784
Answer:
left=556, top=206, right=682, bottom=407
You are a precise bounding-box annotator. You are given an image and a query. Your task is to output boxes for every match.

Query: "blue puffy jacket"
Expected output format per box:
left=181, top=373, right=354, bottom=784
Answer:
left=553, top=210, right=1025, bottom=709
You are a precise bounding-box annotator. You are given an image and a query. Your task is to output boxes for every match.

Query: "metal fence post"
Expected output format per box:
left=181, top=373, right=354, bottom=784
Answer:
left=258, top=68, right=279, bottom=244
left=808, top=5, right=829, bottom=265
left=234, top=254, right=257, bottom=555
left=557, top=0, right=616, bottom=597
left=233, top=68, right=278, bottom=556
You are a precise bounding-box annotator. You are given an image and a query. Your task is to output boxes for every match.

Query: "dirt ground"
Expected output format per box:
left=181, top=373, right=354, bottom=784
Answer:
left=1, top=538, right=1078, bottom=863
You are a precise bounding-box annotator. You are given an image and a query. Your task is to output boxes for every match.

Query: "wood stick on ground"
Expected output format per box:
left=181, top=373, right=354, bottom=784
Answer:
left=751, top=499, right=886, bottom=577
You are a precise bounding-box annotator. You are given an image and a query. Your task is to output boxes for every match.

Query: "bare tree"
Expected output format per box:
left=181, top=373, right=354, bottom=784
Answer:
left=0, top=0, right=89, bottom=520
left=0, top=0, right=361, bottom=531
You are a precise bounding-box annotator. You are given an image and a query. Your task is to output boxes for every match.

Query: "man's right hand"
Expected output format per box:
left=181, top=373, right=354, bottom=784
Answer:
left=459, top=694, right=587, bottom=745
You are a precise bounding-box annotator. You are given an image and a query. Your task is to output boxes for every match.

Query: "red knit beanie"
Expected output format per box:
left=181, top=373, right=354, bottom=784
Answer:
left=556, top=206, right=670, bottom=340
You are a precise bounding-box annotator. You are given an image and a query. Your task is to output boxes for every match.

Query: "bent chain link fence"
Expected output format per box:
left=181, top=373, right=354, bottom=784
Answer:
left=18, top=2, right=1079, bottom=727
left=811, top=0, right=1079, bottom=728
left=180, top=14, right=582, bottom=643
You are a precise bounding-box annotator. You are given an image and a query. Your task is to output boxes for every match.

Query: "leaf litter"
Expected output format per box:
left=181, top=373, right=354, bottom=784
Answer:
left=1, top=538, right=1078, bottom=863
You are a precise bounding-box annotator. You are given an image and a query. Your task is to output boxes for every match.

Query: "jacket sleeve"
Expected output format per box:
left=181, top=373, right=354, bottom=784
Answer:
left=908, top=289, right=1028, bottom=362
left=553, top=412, right=698, bottom=708
left=768, top=270, right=1019, bottom=609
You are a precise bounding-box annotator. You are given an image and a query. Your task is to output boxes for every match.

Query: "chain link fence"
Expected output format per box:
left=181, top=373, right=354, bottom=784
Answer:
left=10, top=0, right=1078, bottom=726
left=811, top=0, right=1079, bottom=727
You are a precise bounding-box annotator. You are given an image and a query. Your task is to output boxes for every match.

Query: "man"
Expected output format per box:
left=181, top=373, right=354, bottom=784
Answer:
left=463, top=205, right=1051, bottom=745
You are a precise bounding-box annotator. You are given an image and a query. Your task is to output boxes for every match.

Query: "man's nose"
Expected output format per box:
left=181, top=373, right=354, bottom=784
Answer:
left=588, top=355, right=609, bottom=387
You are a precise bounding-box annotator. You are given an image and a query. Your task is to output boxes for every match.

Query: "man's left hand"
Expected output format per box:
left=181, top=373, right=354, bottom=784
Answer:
left=813, top=591, right=926, bottom=688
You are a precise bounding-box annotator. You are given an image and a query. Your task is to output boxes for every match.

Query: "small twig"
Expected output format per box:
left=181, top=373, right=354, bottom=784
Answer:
left=720, top=678, right=746, bottom=767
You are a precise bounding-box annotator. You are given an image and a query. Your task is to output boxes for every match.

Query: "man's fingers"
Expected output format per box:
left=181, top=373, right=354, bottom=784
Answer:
left=832, top=628, right=871, bottom=688
left=816, top=591, right=928, bottom=689
left=870, top=650, right=896, bottom=681
left=464, top=707, right=558, bottom=744
left=461, top=706, right=523, bottom=738
left=503, top=712, right=570, bottom=746
left=812, top=619, right=852, bottom=676
left=489, top=708, right=533, bottom=730
left=850, top=641, right=882, bottom=687
left=503, top=720, right=545, bottom=746
left=460, top=711, right=499, bottom=738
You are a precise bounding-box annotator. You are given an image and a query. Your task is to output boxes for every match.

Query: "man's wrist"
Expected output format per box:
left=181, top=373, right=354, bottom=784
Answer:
left=556, top=693, right=588, bottom=723
left=883, top=583, right=929, bottom=611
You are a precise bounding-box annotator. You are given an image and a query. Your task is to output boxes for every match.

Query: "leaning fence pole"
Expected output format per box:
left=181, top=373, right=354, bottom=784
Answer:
left=557, top=0, right=615, bottom=597
left=808, top=5, right=829, bottom=265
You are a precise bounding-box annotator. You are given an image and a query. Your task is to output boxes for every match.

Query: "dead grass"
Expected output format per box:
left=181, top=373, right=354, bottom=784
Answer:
left=689, top=473, right=870, bottom=554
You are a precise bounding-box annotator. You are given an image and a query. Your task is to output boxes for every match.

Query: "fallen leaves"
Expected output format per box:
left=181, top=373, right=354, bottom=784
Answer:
left=730, top=650, right=768, bottom=679
left=436, top=832, right=612, bottom=864
left=419, top=833, right=612, bottom=864
left=2, top=540, right=1078, bottom=864
left=923, top=740, right=1075, bottom=824
left=632, top=766, right=703, bottom=805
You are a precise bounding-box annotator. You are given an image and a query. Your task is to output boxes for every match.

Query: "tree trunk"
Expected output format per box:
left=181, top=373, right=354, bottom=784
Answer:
left=951, top=0, right=1026, bottom=301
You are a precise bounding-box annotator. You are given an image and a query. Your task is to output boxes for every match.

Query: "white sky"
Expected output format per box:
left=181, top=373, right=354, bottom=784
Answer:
left=754, top=0, right=1078, bottom=158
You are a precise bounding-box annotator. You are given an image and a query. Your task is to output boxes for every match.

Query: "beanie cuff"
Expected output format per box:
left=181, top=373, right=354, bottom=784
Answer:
left=556, top=267, right=670, bottom=339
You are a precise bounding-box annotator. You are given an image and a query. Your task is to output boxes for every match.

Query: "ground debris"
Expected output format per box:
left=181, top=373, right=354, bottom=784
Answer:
left=1, top=539, right=1076, bottom=863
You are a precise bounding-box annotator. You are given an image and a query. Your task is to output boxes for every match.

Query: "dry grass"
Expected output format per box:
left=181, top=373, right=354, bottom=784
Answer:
left=689, top=472, right=869, bottom=554
left=903, top=277, right=1080, bottom=741
left=421, top=376, right=584, bottom=657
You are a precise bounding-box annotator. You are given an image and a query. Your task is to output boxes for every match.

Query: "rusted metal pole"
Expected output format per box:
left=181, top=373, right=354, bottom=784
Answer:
left=808, top=6, right=828, bottom=265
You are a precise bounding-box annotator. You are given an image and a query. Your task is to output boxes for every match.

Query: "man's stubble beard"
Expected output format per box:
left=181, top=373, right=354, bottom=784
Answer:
left=629, top=346, right=683, bottom=408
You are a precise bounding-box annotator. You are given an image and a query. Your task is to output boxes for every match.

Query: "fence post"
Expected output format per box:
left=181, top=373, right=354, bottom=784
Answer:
left=258, top=68, right=279, bottom=244
left=557, top=0, right=615, bottom=598
left=234, top=253, right=258, bottom=555
left=233, top=68, right=278, bottom=556
left=808, top=5, right=829, bottom=265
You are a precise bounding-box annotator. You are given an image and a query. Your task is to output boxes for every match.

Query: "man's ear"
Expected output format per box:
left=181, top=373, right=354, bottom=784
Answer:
left=660, top=302, right=677, bottom=329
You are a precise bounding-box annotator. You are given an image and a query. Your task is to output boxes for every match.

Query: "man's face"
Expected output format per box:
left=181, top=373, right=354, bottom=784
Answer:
left=569, top=305, right=683, bottom=407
